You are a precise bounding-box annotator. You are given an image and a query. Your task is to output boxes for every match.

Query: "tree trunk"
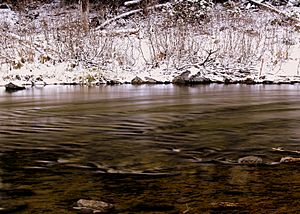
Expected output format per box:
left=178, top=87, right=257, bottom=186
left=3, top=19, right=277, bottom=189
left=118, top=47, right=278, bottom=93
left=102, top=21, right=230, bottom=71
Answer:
left=80, top=0, right=89, bottom=33
left=60, top=0, right=66, bottom=6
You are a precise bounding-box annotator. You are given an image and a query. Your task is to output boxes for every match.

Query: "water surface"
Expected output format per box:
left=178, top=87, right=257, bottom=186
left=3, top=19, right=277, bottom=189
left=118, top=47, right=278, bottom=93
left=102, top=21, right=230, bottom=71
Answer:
left=1, top=84, right=300, bottom=213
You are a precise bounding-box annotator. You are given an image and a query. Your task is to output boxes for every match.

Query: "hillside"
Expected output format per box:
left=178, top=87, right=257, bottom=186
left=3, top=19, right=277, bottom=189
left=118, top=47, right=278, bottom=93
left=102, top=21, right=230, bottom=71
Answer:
left=1, top=0, right=300, bottom=86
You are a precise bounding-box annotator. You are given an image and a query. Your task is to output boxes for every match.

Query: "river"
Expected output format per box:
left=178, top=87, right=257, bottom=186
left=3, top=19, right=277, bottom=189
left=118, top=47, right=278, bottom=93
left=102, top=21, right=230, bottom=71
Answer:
left=1, top=84, right=300, bottom=213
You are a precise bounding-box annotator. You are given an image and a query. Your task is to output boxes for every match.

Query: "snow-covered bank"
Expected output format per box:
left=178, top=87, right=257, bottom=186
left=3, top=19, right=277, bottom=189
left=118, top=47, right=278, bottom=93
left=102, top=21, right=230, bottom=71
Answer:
left=2, top=58, right=300, bottom=87
left=1, top=1, right=300, bottom=86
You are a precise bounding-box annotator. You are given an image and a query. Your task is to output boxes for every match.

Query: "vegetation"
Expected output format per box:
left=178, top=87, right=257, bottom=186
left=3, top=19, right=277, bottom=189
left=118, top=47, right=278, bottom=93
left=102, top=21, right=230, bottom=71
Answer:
left=0, top=0, right=299, bottom=84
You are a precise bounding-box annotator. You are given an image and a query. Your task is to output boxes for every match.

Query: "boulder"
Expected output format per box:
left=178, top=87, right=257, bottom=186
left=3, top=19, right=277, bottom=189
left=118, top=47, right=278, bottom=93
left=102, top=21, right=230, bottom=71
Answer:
left=74, top=199, right=114, bottom=213
left=280, top=157, right=300, bottom=163
left=189, top=72, right=211, bottom=84
left=131, top=76, right=144, bottom=85
left=241, top=77, right=256, bottom=84
left=106, top=80, right=121, bottom=85
left=262, top=80, right=274, bottom=84
left=238, top=156, right=263, bottom=165
left=5, top=82, right=25, bottom=92
left=145, top=77, right=158, bottom=84
left=36, top=76, right=43, bottom=82
left=172, top=71, right=191, bottom=84
left=224, top=78, right=236, bottom=84
left=96, top=79, right=106, bottom=85
left=0, top=4, right=10, bottom=9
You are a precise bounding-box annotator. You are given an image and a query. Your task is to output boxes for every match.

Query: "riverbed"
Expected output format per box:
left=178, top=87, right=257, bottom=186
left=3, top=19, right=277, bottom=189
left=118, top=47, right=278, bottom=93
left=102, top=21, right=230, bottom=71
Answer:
left=1, top=84, right=300, bottom=213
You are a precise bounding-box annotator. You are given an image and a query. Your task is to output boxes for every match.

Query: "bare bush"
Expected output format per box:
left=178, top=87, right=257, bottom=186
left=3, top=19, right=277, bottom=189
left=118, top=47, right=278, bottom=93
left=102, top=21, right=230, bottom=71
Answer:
left=0, top=2, right=297, bottom=79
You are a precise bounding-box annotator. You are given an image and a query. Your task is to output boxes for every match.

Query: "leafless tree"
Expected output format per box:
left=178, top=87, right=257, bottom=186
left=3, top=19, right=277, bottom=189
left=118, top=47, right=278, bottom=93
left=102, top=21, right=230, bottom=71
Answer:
left=80, top=0, right=89, bottom=33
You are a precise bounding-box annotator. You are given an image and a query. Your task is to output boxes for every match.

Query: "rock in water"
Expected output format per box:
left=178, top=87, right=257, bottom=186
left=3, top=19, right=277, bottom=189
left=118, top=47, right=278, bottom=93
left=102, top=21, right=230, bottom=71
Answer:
left=106, top=80, right=121, bottom=85
left=211, top=201, right=241, bottom=209
left=238, top=156, right=263, bottom=165
left=131, top=76, right=144, bottom=85
left=5, top=82, right=26, bottom=92
left=241, top=77, right=256, bottom=84
left=189, top=72, right=211, bottom=84
left=172, top=71, right=191, bottom=84
left=74, top=199, right=114, bottom=213
left=145, top=77, right=158, bottom=84
left=280, top=157, right=300, bottom=163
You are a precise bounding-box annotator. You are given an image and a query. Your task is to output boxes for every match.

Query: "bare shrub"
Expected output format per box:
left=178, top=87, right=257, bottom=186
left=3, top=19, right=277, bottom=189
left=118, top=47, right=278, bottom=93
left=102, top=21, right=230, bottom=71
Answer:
left=0, top=1, right=297, bottom=78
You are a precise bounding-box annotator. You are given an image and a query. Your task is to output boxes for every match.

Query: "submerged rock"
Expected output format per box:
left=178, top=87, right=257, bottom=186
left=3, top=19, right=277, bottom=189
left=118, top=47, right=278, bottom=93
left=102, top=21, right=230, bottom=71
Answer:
left=211, top=202, right=241, bottom=209
left=5, top=82, right=26, bottom=92
left=0, top=203, right=27, bottom=213
left=74, top=199, right=114, bottom=213
left=238, top=156, right=263, bottom=165
left=131, top=76, right=144, bottom=85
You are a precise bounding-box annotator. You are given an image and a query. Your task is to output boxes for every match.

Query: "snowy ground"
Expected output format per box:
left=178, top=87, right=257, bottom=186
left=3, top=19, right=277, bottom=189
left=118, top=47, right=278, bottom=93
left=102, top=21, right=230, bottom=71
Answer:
left=1, top=1, right=300, bottom=87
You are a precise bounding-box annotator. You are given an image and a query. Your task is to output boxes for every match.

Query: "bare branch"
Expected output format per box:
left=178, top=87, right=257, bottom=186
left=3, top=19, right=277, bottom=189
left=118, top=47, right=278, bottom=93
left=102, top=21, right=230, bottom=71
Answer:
left=98, top=28, right=139, bottom=36
left=249, top=0, right=300, bottom=23
left=199, top=49, right=218, bottom=67
left=124, top=0, right=142, bottom=6
left=96, top=3, right=170, bottom=30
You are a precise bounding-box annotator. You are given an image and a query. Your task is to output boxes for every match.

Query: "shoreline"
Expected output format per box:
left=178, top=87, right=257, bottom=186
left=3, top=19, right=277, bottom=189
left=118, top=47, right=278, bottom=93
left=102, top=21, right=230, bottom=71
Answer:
left=1, top=61, right=300, bottom=86
left=3, top=75, right=300, bottom=88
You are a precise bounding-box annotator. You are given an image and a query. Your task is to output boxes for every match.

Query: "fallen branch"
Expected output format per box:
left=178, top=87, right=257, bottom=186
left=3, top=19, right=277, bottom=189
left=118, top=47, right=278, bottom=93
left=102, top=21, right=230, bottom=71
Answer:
left=96, top=3, right=170, bottom=30
left=249, top=0, right=300, bottom=23
left=98, top=28, right=139, bottom=36
left=124, top=0, right=142, bottom=6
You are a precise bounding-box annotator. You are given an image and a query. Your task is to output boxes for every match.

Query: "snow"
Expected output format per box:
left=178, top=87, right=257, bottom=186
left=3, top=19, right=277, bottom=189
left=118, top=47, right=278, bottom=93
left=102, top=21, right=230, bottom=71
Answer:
left=124, top=0, right=142, bottom=6
left=1, top=1, right=300, bottom=87
left=0, top=5, right=18, bottom=27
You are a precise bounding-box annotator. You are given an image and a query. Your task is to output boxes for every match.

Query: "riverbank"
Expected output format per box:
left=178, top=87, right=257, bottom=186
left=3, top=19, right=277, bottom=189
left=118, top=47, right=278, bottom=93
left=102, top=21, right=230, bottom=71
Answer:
left=0, top=0, right=300, bottom=86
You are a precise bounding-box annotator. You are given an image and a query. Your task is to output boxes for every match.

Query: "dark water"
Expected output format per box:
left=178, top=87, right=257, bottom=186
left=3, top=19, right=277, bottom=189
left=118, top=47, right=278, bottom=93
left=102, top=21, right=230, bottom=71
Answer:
left=1, top=84, right=300, bottom=213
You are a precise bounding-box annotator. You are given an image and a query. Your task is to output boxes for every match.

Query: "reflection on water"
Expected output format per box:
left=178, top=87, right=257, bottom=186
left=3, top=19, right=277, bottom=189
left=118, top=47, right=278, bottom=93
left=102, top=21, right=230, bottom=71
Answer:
left=1, top=84, right=300, bottom=213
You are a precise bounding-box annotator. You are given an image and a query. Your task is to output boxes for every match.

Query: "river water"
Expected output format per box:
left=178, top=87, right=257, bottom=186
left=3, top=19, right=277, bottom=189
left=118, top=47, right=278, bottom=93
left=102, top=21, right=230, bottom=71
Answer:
left=0, top=84, right=300, bottom=213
